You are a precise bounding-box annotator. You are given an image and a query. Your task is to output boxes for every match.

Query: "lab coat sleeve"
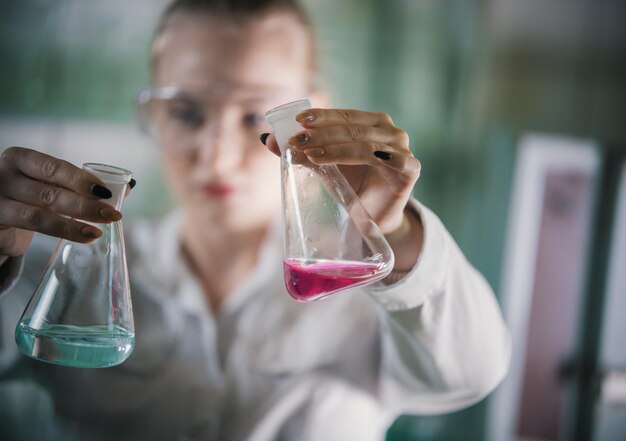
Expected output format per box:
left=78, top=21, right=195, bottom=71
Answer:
left=0, top=255, right=24, bottom=297
left=365, top=200, right=511, bottom=415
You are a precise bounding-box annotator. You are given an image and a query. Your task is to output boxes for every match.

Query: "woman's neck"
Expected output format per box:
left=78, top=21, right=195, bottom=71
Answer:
left=180, top=215, right=271, bottom=313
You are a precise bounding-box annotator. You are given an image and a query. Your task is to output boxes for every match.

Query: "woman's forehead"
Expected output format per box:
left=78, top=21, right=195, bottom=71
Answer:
left=144, top=83, right=308, bottom=105
left=152, top=11, right=312, bottom=89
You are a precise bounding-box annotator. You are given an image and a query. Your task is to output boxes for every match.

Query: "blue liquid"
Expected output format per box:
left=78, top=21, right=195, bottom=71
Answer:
left=15, top=320, right=134, bottom=368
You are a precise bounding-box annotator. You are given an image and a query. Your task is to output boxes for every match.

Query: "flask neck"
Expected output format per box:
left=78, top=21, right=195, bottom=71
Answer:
left=82, top=163, right=132, bottom=211
left=265, top=99, right=311, bottom=155
left=102, top=182, right=127, bottom=211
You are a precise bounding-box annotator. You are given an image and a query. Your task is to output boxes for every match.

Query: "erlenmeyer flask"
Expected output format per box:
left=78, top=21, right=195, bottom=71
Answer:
left=266, top=100, right=394, bottom=302
left=15, top=163, right=134, bottom=368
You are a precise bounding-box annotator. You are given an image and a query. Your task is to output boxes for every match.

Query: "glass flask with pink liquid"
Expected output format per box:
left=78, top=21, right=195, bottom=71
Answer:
left=266, top=100, right=394, bottom=302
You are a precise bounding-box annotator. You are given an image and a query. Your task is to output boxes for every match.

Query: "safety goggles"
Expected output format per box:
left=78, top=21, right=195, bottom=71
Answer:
left=136, top=85, right=311, bottom=155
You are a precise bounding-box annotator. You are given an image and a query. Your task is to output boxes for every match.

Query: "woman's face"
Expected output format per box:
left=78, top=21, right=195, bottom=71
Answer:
left=151, top=11, right=312, bottom=231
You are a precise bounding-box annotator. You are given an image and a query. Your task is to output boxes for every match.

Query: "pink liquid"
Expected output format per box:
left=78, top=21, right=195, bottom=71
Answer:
left=283, top=258, right=385, bottom=302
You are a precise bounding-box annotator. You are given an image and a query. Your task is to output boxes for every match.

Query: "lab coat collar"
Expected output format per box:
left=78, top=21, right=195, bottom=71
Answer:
left=151, top=210, right=283, bottom=319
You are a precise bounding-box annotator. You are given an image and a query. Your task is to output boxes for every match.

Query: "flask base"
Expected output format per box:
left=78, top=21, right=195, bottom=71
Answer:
left=283, top=258, right=388, bottom=302
left=15, top=320, right=134, bottom=368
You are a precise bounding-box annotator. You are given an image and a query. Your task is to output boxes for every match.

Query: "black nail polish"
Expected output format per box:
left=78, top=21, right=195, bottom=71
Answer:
left=91, top=184, right=112, bottom=199
left=129, top=178, right=137, bottom=190
left=374, top=151, right=392, bottom=161
left=259, top=133, right=269, bottom=145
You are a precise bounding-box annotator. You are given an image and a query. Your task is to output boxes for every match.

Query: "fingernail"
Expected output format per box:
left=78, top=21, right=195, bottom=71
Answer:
left=296, top=111, right=315, bottom=123
left=91, top=184, right=112, bottom=199
left=99, top=207, right=122, bottom=221
left=374, top=151, right=392, bottom=161
left=81, top=226, right=101, bottom=239
left=259, top=133, right=269, bottom=145
left=290, top=133, right=310, bottom=145
left=129, top=178, right=137, bottom=190
left=305, top=147, right=325, bottom=158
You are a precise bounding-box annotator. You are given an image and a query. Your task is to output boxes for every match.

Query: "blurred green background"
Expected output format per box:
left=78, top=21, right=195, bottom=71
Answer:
left=0, top=0, right=624, bottom=440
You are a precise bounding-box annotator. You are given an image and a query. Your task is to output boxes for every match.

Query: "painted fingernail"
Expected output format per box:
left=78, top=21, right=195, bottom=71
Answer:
left=305, top=147, right=325, bottom=158
left=296, top=111, right=315, bottom=123
left=290, top=133, right=310, bottom=145
left=129, top=178, right=137, bottom=190
left=99, top=207, right=122, bottom=221
left=259, top=133, right=269, bottom=145
left=374, top=151, right=392, bottom=161
left=91, top=184, right=112, bottom=199
left=81, top=226, right=101, bottom=239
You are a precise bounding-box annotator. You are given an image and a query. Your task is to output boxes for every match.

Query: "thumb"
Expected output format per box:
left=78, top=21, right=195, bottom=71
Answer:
left=260, top=133, right=281, bottom=157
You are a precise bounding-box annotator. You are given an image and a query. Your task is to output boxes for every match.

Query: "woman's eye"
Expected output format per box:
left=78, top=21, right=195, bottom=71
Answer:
left=168, top=104, right=204, bottom=128
left=242, top=112, right=265, bottom=128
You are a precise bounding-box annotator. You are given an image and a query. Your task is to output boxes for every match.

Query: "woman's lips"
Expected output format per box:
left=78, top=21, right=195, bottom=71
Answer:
left=199, top=182, right=237, bottom=197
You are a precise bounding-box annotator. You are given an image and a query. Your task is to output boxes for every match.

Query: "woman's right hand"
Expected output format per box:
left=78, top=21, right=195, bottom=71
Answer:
left=0, top=147, right=123, bottom=262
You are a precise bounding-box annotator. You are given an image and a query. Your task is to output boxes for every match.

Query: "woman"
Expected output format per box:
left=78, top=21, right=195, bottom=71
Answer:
left=0, top=1, right=510, bottom=440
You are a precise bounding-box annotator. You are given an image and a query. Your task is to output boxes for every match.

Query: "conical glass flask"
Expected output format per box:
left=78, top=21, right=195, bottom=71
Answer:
left=15, top=163, right=134, bottom=368
left=266, top=100, right=394, bottom=302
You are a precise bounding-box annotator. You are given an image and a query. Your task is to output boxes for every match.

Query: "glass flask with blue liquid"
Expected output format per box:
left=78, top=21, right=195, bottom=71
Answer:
left=15, top=163, right=135, bottom=368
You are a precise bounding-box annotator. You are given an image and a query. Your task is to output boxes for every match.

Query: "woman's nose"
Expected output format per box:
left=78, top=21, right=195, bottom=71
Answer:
left=195, top=121, right=243, bottom=171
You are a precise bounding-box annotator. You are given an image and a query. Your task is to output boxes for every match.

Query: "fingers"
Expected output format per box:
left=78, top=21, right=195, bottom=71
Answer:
left=1, top=146, right=110, bottom=198
left=296, top=108, right=395, bottom=128
left=285, top=121, right=418, bottom=179
left=0, top=147, right=123, bottom=245
left=0, top=199, right=102, bottom=243
left=375, top=150, right=422, bottom=179
left=124, top=178, right=137, bottom=197
left=0, top=228, right=34, bottom=257
left=261, top=133, right=281, bottom=157
left=260, top=107, right=419, bottom=179
left=288, top=124, right=409, bottom=151
left=2, top=175, right=122, bottom=223
left=299, top=142, right=420, bottom=177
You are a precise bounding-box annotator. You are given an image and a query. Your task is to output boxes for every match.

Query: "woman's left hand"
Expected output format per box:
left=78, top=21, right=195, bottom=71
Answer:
left=264, top=108, right=421, bottom=235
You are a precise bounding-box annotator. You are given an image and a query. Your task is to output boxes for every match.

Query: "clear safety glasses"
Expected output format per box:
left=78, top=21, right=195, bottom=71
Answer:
left=135, top=85, right=311, bottom=156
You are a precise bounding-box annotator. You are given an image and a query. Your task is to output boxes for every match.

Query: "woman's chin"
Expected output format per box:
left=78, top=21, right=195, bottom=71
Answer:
left=183, top=202, right=276, bottom=233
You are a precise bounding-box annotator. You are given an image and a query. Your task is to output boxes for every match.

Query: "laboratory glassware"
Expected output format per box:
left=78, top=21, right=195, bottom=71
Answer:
left=15, top=163, right=134, bottom=368
left=266, top=100, right=394, bottom=302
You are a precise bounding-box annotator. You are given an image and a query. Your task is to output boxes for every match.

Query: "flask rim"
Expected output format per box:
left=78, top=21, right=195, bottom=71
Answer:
left=83, top=163, right=133, bottom=184
left=265, top=99, right=311, bottom=124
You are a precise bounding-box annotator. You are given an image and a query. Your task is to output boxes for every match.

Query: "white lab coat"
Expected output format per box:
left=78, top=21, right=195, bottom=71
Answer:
left=0, top=200, right=510, bottom=441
